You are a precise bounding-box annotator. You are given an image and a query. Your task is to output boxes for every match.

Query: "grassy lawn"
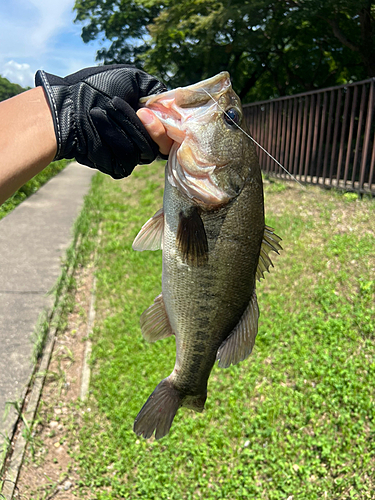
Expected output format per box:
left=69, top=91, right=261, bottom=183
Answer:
left=62, top=163, right=375, bottom=499
left=0, top=159, right=69, bottom=220
left=19, top=161, right=375, bottom=499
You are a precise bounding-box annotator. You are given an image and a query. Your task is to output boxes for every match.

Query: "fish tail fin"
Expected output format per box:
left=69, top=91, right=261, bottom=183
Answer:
left=133, top=378, right=182, bottom=440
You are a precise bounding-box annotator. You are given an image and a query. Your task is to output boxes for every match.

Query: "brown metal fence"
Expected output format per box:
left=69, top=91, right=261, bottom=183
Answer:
left=243, top=78, right=375, bottom=195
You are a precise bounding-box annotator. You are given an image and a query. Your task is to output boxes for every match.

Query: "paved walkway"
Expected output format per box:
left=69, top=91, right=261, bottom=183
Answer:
left=0, top=162, right=95, bottom=463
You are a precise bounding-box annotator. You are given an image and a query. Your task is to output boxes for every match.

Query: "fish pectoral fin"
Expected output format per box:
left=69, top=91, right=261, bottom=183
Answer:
left=256, top=225, right=282, bottom=281
left=140, top=293, right=174, bottom=342
left=132, top=207, right=164, bottom=251
left=134, top=377, right=182, bottom=440
left=216, top=292, right=259, bottom=368
left=177, top=206, right=208, bottom=266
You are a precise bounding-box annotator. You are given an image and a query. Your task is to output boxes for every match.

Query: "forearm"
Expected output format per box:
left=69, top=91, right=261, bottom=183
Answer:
left=0, top=87, right=57, bottom=205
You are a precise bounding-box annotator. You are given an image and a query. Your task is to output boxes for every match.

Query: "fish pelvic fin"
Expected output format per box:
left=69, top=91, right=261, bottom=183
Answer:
left=134, top=378, right=182, bottom=440
left=256, top=226, right=282, bottom=281
left=177, top=206, right=208, bottom=266
left=216, top=291, right=259, bottom=368
left=140, top=293, right=174, bottom=342
left=132, top=208, right=164, bottom=251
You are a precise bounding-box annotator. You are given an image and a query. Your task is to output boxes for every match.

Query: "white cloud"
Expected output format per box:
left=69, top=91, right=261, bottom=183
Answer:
left=0, top=0, right=103, bottom=86
left=27, top=0, right=76, bottom=51
left=0, top=0, right=75, bottom=57
left=1, top=60, right=35, bottom=87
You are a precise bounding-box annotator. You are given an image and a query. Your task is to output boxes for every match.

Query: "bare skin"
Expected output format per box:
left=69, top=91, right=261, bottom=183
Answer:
left=0, top=88, right=172, bottom=206
left=137, top=108, right=173, bottom=157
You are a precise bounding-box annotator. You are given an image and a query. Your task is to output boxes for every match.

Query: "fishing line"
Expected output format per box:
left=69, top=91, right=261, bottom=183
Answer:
left=201, top=88, right=305, bottom=188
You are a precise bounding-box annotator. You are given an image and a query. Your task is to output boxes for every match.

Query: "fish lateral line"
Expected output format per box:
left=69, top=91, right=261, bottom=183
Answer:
left=200, top=88, right=305, bottom=189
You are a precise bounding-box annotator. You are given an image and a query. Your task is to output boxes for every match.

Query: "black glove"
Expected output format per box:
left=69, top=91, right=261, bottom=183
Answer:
left=35, top=64, right=167, bottom=178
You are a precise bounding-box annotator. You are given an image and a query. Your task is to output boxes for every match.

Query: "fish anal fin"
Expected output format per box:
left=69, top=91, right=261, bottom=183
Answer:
left=134, top=377, right=182, bottom=440
left=256, top=225, right=282, bottom=281
left=216, top=292, right=259, bottom=368
left=132, top=208, right=164, bottom=251
left=140, top=293, right=174, bottom=343
left=177, top=206, right=208, bottom=266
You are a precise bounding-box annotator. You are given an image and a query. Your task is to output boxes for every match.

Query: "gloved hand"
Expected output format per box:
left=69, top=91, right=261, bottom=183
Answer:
left=35, top=65, right=167, bottom=178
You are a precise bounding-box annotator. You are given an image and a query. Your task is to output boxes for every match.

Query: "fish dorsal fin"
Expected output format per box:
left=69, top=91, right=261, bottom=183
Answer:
left=256, top=225, right=282, bottom=281
left=216, top=292, right=259, bottom=368
left=177, top=206, right=208, bottom=266
left=132, top=208, right=164, bottom=251
left=140, top=293, right=174, bottom=342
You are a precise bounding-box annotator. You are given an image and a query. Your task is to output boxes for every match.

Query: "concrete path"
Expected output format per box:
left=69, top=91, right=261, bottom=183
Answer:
left=0, top=162, right=95, bottom=462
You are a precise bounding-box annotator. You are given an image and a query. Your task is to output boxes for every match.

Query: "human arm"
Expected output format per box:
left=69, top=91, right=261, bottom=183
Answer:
left=0, top=66, right=172, bottom=206
left=0, top=86, right=56, bottom=205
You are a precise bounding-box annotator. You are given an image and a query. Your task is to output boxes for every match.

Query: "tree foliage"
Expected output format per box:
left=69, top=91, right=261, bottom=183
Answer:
left=0, top=76, right=27, bottom=102
left=74, top=0, right=375, bottom=101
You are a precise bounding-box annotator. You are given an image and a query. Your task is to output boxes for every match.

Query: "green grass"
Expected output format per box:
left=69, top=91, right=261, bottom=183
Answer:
left=0, top=159, right=69, bottom=220
left=51, top=166, right=375, bottom=498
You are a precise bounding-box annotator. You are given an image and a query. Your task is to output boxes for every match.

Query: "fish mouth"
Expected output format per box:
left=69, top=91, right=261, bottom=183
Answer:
left=139, top=72, right=231, bottom=108
left=140, top=72, right=234, bottom=206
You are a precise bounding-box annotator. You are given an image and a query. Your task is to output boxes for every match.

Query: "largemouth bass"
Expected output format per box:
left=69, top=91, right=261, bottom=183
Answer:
left=132, top=72, right=281, bottom=439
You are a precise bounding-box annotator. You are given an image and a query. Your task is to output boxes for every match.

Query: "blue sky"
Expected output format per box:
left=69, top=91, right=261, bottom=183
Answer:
left=0, top=0, right=109, bottom=88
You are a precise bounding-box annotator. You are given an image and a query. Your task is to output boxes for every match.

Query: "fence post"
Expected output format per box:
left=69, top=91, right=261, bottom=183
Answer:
left=359, top=79, right=374, bottom=192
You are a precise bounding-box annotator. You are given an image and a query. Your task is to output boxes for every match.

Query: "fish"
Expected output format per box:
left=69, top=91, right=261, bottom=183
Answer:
left=132, top=72, right=281, bottom=439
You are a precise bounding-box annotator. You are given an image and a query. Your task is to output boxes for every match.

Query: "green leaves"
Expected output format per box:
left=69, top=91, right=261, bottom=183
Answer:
left=0, top=75, right=28, bottom=101
left=74, top=0, right=375, bottom=101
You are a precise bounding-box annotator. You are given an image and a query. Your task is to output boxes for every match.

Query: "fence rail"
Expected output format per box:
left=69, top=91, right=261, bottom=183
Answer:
left=243, top=78, right=375, bottom=195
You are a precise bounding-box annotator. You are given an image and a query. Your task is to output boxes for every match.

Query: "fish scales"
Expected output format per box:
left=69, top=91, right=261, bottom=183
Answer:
left=132, top=72, right=281, bottom=439
left=163, top=163, right=264, bottom=394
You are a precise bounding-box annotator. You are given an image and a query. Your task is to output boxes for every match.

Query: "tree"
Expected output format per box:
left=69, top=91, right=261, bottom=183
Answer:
left=0, top=76, right=27, bottom=102
left=298, top=0, right=375, bottom=79
left=74, top=0, right=375, bottom=102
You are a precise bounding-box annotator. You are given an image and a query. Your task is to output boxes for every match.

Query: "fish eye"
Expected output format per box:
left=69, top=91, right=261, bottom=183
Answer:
left=224, top=107, right=241, bottom=127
